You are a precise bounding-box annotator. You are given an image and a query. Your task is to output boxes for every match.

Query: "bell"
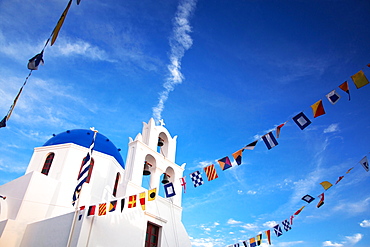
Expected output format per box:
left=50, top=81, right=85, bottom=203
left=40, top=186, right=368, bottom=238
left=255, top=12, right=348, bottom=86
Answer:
left=143, top=162, right=151, bottom=176
left=157, top=137, right=164, bottom=147
left=161, top=173, right=170, bottom=184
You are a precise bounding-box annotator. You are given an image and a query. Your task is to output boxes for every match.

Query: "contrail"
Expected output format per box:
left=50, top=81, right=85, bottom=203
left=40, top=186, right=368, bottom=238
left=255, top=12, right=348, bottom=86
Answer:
left=152, top=0, right=197, bottom=123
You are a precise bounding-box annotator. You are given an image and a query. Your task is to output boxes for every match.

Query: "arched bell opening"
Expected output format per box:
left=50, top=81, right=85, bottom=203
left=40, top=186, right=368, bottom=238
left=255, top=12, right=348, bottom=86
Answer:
left=159, top=166, right=175, bottom=197
left=157, top=132, right=169, bottom=157
left=141, top=154, right=156, bottom=190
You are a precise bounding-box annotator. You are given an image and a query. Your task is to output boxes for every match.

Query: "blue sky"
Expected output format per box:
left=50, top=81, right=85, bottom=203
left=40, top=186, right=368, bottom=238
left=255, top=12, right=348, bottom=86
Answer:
left=1, top=0, right=370, bottom=246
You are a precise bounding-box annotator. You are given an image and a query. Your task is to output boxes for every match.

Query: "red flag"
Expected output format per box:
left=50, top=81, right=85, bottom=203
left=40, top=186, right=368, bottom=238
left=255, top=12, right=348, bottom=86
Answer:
left=294, top=206, right=305, bottom=215
left=276, top=121, right=287, bottom=138
left=335, top=176, right=344, bottom=184
left=265, top=230, right=272, bottom=245
left=338, top=81, right=350, bottom=101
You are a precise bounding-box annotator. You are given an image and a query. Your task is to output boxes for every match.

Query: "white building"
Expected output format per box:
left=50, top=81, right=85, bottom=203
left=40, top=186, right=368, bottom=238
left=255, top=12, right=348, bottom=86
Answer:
left=0, top=119, right=191, bottom=247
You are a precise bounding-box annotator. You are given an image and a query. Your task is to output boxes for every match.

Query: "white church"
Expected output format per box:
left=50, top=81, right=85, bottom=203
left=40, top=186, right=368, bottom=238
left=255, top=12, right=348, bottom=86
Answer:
left=0, top=119, right=192, bottom=247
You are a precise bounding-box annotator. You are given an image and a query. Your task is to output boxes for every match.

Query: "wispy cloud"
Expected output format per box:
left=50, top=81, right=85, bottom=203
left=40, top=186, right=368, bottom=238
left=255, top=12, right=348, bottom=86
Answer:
left=227, top=219, right=242, bottom=225
left=323, top=233, right=363, bottom=247
left=323, top=123, right=340, bottom=133
left=332, top=197, right=370, bottom=215
left=52, top=38, right=116, bottom=62
left=152, top=0, right=197, bottom=122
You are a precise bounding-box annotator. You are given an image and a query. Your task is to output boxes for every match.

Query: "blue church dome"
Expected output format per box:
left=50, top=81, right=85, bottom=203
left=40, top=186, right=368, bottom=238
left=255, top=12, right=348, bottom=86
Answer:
left=43, top=129, right=125, bottom=168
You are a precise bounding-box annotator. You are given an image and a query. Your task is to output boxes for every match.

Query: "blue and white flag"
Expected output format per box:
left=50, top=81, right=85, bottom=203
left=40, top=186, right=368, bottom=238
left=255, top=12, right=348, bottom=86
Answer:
left=164, top=182, right=176, bottom=198
left=262, top=132, right=278, bottom=150
left=292, top=112, right=312, bottom=130
left=326, top=90, right=341, bottom=104
left=282, top=219, right=291, bottom=231
left=360, top=156, right=369, bottom=172
left=273, top=224, right=283, bottom=237
left=190, top=171, right=204, bottom=188
left=72, top=128, right=98, bottom=205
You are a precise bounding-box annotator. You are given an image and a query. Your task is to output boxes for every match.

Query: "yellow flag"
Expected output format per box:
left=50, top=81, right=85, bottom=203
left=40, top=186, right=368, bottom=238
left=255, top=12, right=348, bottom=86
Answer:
left=139, top=192, right=146, bottom=211
left=351, top=70, right=369, bottom=89
left=148, top=188, right=157, bottom=201
left=320, top=181, right=333, bottom=190
left=51, top=0, right=72, bottom=46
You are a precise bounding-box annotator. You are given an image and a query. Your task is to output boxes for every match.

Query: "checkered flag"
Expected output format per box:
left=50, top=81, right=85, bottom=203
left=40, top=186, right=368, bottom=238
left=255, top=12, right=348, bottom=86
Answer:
left=190, top=171, right=204, bottom=188
left=282, top=219, right=291, bottom=231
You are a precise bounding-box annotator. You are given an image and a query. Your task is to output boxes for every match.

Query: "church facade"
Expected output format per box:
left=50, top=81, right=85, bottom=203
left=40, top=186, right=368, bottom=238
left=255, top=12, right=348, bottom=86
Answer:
left=0, top=119, right=191, bottom=247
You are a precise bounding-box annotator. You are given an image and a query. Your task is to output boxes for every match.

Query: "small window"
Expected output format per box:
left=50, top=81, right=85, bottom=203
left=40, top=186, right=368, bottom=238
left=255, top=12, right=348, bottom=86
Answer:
left=78, top=157, right=94, bottom=183
left=113, top=172, right=120, bottom=197
left=41, top=153, right=55, bottom=175
left=145, top=222, right=160, bottom=247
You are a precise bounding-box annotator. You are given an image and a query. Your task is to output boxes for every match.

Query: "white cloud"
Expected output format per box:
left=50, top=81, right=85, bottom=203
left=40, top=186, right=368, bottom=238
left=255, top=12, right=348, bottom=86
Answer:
left=152, top=0, right=197, bottom=122
left=227, top=219, right=242, bottom=225
left=262, top=221, right=278, bottom=228
left=323, top=241, right=343, bottom=247
left=324, top=123, right=339, bottom=133
left=322, top=233, right=363, bottom=247
left=345, top=233, right=363, bottom=244
left=333, top=197, right=370, bottom=214
left=240, top=223, right=258, bottom=231
left=247, top=190, right=257, bottom=195
left=360, top=219, right=370, bottom=227
left=53, top=38, right=116, bottom=62
left=276, top=241, right=304, bottom=247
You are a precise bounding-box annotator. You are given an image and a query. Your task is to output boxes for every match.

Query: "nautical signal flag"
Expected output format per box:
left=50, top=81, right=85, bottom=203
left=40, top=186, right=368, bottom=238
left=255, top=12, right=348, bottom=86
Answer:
left=218, top=156, right=232, bottom=171
left=346, top=167, right=354, bottom=174
left=360, top=156, right=369, bottom=172
left=51, top=0, right=72, bottom=46
left=78, top=206, right=85, bottom=221
left=265, top=230, right=271, bottom=245
left=339, top=81, right=351, bottom=100
left=0, top=116, right=6, bottom=128
left=27, top=51, right=44, bottom=70
left=326, top=90, right=341, bottom=105
left=320, top=181, right=333, bottom=190
left=180, top=177, right=186, bottom=193
left=294, top=206, right=305, bottom=216
left=351, top=70, right=369, bottom=89
left=292, top=112, right=311, bottom=130
left=311, top=99, right=326, bottom=118
left=190, top=171, right=204, bottom=187
left=249, top=237, right=256, bottom=247
left=302, top=194, right=315, bottom=203
left=139, top=192, right=146, bottom=210
left=120, top=198, right=125, bottom=212
left=256, top=234, right=262, bottom=245
left=244, top=140, right=258, bottom=150
left=148, top=188, right=157, bottom=201
left=232, top=149, right=244, bottom=165
left=282, top=219, right=291, bottom=231
left=87, top=205, right=96, bottom=216
left=128, top=195, right=137, bottom=208
left=262, top=132, right=278, bottom=150
left=317, top=193, right=325, bottom=208
left=109, top=200, right=117, bottom=212
left=335, top=176, right=344, bottom=184
left=273, top=224, right=283, bottom=237
left=98, top=203, right=106, bottom=216
left=276, top=122, right=287, bottom=138
left=164, top=182, right=176, bottom=198
left=203, top=164, right=218, bottom=181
